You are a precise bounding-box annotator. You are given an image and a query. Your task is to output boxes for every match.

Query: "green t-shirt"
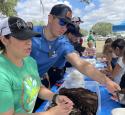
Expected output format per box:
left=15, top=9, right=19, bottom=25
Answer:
left=87, top=34, right=94, bottom=41
left=0, top=54, right=41, bottom=113
left=87, top=34, right=96, bottom=47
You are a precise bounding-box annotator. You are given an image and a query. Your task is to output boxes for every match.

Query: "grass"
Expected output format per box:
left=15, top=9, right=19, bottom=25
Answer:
left=83, top=40, right=105, bottom=53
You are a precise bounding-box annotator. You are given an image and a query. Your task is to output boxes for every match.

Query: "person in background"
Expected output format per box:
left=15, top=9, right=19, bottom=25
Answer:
left=105, top=38, right=113, bottom=44
left=71, top=16, right=84, bottom=26
left=71, top=16, right=84, bottom=45
left=83, top=40, right=96, bottom=57
left=27, top=21, right=33, bottom=30
left=87, top=30, right=96, bottom=48
left=119, top=61, right=125, bottom=89
left=100, top=43, right=113, bottom=78
left=65, top=24, right=85, bottom=56
left=104, top=38, right=118, bottom=69
left=31, top=3, right=120, bottom=111
left=0, top=16, right=73, bottom=115
left=111, top=39, right=125, bottom=86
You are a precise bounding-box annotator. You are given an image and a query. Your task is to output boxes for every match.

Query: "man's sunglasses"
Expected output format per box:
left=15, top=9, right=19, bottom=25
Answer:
left=58, top=18, right=68, bottom=26
left=53, top=15, right=69, bottom=26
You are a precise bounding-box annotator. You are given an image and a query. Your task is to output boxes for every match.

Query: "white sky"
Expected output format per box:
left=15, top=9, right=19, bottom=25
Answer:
left=1, top=0, right=125, bottom=30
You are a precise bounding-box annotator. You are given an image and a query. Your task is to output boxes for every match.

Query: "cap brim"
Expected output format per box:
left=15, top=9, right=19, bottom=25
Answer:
left=61, top=17, right=72, bottom=24
left=80, top=20, right=84, bottom=23
left=80, top=21, right=84, bottom=23
left=11, top=29, right=41, bottom=40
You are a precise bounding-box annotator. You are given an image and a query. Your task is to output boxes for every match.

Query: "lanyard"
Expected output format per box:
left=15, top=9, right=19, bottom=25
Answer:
left=42, top=27, right=57, bottom=58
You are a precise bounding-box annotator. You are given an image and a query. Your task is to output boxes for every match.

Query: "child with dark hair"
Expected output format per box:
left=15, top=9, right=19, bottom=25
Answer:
left=111, top=39, right=125, bottom=86
left=105, top=38, right=113, bottom=44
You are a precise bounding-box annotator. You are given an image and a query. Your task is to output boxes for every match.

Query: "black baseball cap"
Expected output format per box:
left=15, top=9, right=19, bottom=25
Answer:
left=50, top=4, right=72, bottom=24
left=0, top=16, right=41, bottom=40
left=66, top=24, right=83, bottom=37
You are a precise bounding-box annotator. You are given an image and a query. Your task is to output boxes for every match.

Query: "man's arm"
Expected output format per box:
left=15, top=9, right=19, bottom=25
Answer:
left=66, top=52, right=120, bottom=93
left=66, top=52, right=106, bottom=85
left=38, top=86, right=73, bottom=106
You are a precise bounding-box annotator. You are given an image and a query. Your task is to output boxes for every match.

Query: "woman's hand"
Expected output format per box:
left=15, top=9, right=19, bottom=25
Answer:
left=46, top=104, right=73, bottom=115
left=55, top=95, right=73, bottom=109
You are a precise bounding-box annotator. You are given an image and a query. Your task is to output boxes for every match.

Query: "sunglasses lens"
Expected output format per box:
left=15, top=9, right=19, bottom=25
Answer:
left=59, top=18, right=67, bottom=26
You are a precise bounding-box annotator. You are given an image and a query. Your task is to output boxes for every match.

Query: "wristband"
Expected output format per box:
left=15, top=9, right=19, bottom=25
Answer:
left=52, top=94, right=59, bottom=104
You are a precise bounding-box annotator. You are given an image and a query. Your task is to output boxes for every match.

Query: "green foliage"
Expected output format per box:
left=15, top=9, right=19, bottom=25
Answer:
left=0, top=0, right=18, bottom=16
left=32, top=20, right=45, bottom=26
left=91, top=22, right=112, bottom=36
left=80, top=28, right=88, bottom=36
left=80, top=0, right=91, bottom=4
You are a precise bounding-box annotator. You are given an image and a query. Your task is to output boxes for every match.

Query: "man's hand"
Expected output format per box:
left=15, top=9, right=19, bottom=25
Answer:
left=105, top=77, right=121, bottom=94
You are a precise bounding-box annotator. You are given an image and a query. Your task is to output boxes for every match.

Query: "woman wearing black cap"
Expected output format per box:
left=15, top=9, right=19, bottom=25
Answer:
left=0, top=17, right=73, bottom=115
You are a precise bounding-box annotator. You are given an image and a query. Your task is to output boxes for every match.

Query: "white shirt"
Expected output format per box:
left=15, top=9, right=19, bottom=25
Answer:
left=114, top=57, right=125, bottom=84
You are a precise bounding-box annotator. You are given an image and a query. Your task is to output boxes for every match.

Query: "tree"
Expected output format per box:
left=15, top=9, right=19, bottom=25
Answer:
left=0, top=0, right=18, bottom=16
left=80, top=28, right=88, bottom=36
left=32, top=20, right=45, bottom=26
left=80, top=0, right=91, bottom=4
left=91, top=22, right=112, bottom=36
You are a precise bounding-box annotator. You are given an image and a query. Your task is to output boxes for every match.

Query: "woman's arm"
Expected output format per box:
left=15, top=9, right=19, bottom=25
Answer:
left=0, top=109, right=46, bottom=115
left=38, top=86, right=73, bottom=106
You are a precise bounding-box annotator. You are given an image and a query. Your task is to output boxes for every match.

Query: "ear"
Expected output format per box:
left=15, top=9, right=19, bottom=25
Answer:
left=0, top=37, right=9, bottom=47
left=48, top=14, right=54, bottom=23
left=68, top=33, right=72, bottom=36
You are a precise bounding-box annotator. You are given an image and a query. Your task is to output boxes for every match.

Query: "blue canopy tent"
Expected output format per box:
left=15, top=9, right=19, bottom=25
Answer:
left=112, top=24, right=125, bottom=32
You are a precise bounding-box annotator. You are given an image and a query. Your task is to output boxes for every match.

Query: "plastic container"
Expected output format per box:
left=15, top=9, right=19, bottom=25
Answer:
left=111, top=108, right=125, bottom=115
left=82, top=58, right=96, bottom=66
left=43, top=81, right=101, bottom=115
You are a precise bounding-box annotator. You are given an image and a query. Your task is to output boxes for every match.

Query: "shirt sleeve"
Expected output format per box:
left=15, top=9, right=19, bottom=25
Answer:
left=62, top=39, right=75, bottom=57
left=117, top=57, right=125, bottom=69
left=0, top=73, right=14, bottom=112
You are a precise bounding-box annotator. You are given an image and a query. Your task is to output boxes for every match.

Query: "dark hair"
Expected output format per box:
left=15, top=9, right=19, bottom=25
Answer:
left=111, top=38, right=125, bottom=50
left=50, top=4, right=72, bottom=16
left=0, top=35, right=11, bottom=51
left=103, top=43, right=112, bottom=55
left=105, top=38, right=113, bottom=44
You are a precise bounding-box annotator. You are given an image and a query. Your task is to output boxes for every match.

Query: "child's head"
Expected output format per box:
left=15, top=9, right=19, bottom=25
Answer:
left=105, top=38, right=113, bottom=44
left=87, top=40, right=94, bottom=48
left=103, top=43, right=113, bottom=61
left=111, top=39, right=125, bottom=57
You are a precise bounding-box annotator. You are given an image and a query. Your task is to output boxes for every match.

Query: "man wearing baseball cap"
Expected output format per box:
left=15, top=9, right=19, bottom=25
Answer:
left=31, top=4, right=120, bottom=110
left=47, top=24, right=84, bottom=88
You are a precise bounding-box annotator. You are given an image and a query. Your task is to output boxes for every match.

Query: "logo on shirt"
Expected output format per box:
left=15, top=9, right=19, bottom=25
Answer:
left=21, top=76, right=40, bottom=112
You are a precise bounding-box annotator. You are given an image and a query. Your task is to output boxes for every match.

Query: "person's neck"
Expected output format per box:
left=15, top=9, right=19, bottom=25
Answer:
left=44, top=26, right=57, bottom=41
left=3, top=52, right=23, bottom=67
